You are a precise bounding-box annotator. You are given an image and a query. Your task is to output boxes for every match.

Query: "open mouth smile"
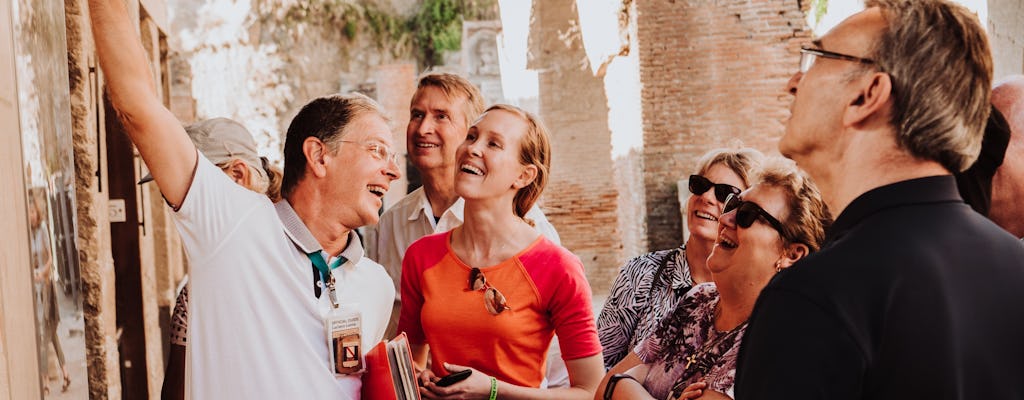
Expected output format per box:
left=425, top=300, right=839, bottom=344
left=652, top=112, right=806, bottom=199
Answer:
left=460, top=164, right=484, bottom=176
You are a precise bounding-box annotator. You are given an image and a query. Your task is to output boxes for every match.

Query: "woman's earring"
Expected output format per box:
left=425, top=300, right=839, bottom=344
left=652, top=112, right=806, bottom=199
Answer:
left=775, top=260, right=783, bottom=272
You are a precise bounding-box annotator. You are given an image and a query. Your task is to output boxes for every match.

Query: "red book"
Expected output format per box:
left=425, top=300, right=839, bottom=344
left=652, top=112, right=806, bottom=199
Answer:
left=361, top=333, right=421, bottom=400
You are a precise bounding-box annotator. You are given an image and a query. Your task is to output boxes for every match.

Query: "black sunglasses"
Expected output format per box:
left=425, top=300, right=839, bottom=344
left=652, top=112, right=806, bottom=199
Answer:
left=689, top=175, right=741, bottom=203
left=723, top=193, right=787, bottom=238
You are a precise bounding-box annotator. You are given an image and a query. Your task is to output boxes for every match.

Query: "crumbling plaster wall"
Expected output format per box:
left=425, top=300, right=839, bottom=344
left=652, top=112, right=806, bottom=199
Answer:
left=988, top=0, right=1024, bottom=79
left=528, top=0, right=623, bottom=294
left=64, top=0, right=123, bottom=397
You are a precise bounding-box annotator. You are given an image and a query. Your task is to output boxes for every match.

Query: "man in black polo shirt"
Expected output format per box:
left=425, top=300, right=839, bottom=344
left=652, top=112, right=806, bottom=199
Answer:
left=734, top=1, right=1024, bottom=399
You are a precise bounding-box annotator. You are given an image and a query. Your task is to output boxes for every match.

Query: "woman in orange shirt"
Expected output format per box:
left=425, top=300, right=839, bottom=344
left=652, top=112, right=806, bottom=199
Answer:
left=399, top=104, right=603, bottom=399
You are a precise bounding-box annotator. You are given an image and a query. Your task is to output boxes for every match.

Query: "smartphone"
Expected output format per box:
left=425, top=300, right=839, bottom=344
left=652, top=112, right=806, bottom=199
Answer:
left=435, top=369, right=472, bottom=387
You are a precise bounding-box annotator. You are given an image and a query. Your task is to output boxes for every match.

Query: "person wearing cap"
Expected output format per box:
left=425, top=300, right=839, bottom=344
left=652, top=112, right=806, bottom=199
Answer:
left=155, top=118, right=283, bottom=400
left=89, top=1, right=401, bottom=398
left=138, top=118, right=282, bottom=200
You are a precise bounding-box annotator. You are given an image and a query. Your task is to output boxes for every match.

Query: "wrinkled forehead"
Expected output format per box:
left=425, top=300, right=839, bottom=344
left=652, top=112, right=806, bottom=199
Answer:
left=412, top=85, right=467, bottom=109
left=342, top=112, right=395, bottom=145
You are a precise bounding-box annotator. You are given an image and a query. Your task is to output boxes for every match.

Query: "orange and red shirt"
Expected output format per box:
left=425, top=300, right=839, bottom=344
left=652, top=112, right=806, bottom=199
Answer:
left=398, top=231, right=601, bottom=387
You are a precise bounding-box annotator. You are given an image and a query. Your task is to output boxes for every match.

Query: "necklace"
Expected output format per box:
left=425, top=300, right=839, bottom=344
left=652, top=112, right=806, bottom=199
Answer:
left=671, top=303, right=748, bottom=397
left=681, top=322, right=744, bottom=371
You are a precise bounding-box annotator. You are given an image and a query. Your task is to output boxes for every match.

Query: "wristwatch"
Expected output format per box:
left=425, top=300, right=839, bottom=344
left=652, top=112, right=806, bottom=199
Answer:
left=604, top=373, right=640, bottom=400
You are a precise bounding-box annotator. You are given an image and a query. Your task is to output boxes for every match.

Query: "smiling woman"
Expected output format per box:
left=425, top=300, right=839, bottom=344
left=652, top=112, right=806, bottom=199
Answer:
left=398, top=104, right=605, bottom=400
left=596, top=146, right=764, bottom=371
left=597, top=157, right=832, bottom=400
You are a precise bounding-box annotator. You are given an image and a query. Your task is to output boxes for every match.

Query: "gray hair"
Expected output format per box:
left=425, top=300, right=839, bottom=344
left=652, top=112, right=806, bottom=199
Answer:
left=866, top=0, right=993, bottom=172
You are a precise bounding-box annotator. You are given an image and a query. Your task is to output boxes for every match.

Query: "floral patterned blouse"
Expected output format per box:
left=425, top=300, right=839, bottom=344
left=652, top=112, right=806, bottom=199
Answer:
left=634, top=283, right=746, bottom=400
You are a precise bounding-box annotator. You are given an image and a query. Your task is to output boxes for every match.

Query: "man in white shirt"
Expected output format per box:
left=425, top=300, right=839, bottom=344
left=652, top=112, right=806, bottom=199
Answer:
left=89, top=1, right=399, bottom=398
left=372, top=73, right=566, bottom=386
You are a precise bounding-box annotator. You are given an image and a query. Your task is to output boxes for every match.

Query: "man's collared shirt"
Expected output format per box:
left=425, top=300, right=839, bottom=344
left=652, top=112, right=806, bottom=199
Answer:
left=174, top=154, right=394, bottom=399
left=735, top=175, right=1024, bottom=400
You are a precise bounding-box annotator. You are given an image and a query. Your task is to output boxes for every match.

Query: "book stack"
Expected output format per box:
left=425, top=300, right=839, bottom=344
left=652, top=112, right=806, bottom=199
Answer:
left=361, top=333, right=421, bottom=400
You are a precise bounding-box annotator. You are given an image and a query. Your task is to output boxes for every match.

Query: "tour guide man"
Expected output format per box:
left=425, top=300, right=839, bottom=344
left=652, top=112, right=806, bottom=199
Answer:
left=89, top=0, right=400, bottom=397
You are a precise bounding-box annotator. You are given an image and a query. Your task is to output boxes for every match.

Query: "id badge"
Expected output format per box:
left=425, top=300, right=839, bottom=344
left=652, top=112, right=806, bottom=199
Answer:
left=325, top=306, right=362, bottom=375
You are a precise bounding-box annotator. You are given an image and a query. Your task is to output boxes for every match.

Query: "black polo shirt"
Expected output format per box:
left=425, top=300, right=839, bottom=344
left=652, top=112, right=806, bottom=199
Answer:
left=735, top=175, right=1024, bottom=400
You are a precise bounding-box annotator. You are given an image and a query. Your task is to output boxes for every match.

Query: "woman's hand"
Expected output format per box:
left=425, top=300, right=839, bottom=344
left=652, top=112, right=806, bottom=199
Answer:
left=418, top=368, right=438, bottom=388
left=676, top=381, right=707, bottom=400
left=693, top=389, right=731, bottom=400
left=676, top=382, right=732, bottom=400
left=420, top=362, right=493, bottom=400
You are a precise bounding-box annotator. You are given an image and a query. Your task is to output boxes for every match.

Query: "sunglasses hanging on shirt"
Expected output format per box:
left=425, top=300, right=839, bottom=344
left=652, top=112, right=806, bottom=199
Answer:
left=466, top=267, right=511, bottom=315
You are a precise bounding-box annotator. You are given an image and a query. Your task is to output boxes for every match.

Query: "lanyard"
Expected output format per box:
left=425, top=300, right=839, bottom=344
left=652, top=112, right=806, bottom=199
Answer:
left=306, top=252, right=346, bottom=308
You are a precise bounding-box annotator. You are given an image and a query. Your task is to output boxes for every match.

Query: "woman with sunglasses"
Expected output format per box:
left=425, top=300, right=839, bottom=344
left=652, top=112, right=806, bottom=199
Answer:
left=597, top=147, right=763, bottom=370
left=597, top=158, right=831, bottom=400
left=398, top=105, right=604, bottom=399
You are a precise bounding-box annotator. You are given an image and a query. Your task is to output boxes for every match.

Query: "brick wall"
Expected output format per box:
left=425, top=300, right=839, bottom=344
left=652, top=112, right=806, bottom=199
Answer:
left=614, top=148, right=646, bottom=266
left=528, top=0, right=623, bottom=294
left=374, top=63, right=416, bottom=208
left=636, top=0, right=810, bottom=250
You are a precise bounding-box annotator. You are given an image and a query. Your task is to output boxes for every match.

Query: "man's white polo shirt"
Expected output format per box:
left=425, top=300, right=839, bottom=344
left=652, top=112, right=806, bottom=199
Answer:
left=173, top=154, right=394, bottom=399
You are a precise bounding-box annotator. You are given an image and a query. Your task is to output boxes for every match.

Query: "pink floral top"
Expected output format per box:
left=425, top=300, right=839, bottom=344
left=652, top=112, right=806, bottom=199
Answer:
left=634, top=283, right=746, bottom=399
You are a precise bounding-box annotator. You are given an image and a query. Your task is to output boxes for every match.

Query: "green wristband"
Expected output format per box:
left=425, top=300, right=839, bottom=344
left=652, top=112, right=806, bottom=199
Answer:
left=489, top=376, right=498, bottom=400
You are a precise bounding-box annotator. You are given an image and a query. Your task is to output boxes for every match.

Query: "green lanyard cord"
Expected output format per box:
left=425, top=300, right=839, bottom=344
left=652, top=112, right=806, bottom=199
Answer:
left=307, top=252, right=346, bottom=284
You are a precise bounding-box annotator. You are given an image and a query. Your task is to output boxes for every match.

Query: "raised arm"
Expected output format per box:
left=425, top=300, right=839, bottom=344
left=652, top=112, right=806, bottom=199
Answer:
left=89, top=0, right=196, bottom=205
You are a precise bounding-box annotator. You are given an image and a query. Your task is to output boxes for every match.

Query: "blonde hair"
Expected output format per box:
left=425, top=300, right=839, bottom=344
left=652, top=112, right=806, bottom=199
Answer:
left=217, top=161, right=269, bottom=194
left=694, top=145, right=766, bottom=188
left=479, top=104, right=552, bottom=221
left=414, top=73, right=486, bottom=127
left=757, top=157, right=832, bottom=252
left=262, top=158, right=284, bottom=203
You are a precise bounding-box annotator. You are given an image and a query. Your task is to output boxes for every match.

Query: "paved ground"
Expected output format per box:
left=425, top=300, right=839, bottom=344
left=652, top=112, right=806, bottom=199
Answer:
left=40, top=287, right=87, bottom=399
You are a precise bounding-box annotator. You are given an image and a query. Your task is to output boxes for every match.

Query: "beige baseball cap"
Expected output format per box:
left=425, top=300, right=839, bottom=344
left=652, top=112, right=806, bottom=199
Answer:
left=138, top=118, right=266, bottom=184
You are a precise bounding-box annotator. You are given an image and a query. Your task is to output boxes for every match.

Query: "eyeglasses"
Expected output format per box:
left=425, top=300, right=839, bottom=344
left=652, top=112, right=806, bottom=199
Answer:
left=339, top=140, right=400, bottom=165
left=799, top=46, right=876, bottom=74
left=722, top=193, right=787, bottom=238
left=689, top=174, right=741, bottom=203
left=466, top=268, right=510, bottom=315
